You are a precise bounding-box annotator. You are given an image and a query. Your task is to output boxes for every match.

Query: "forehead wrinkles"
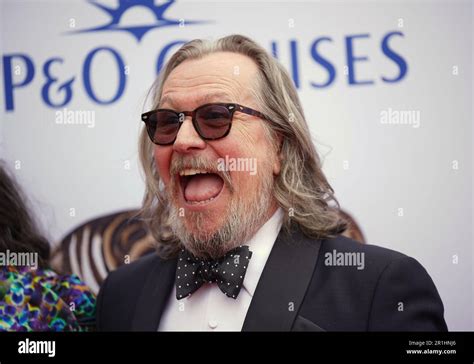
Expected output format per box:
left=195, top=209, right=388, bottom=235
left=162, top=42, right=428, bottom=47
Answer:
left=160, top=51, right=260, bottom=102
left=163, top=74, right=245, bottom=97
left=166, top=72, right=244, bottom=87
left=160, top=90, right=233, bottom=109
left=160, top=83, right=257, bottom=111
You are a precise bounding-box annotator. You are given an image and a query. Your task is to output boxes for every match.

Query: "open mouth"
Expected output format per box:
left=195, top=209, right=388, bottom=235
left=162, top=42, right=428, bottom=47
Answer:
left=178, top=168, right=225, bottom=205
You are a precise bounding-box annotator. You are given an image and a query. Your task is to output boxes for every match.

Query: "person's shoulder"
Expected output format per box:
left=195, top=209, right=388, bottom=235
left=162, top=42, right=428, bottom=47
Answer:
left=96, top=252, right=167, bottom=331
left=106, top=252, right=162, bottom=284
left=99, top=252, right=167, bottom=307
left=315, top=234, right=424, bottom=283
left=301, top=235, right=447, bottom=331
left=321, top=235, right=408, bottom=262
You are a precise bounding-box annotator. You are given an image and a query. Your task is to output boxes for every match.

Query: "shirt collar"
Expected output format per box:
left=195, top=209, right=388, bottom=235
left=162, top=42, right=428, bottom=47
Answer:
left=242, top=207, right=284, bottom=297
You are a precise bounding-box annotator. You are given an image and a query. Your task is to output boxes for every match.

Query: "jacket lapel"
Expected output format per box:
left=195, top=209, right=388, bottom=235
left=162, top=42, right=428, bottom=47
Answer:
left=242, top=225, right=322, bottom=331
left=131, top=255, right=177, bottom=331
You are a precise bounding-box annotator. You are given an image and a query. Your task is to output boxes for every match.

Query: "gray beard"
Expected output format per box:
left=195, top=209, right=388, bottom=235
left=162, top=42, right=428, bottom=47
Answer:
left=168, top=172, right=274, bottom=260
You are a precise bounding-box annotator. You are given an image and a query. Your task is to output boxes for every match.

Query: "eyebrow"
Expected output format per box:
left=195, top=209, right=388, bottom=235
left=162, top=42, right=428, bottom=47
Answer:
left=159, top=92, right=234, bottom=109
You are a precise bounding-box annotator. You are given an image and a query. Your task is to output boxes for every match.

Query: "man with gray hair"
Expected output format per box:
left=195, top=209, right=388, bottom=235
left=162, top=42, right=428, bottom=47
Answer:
left=96, top=35, right=447, bottom=331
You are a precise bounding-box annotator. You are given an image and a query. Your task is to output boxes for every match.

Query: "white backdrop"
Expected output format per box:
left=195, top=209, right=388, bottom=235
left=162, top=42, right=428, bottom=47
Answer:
left=0, top=0, right=472, bottom=330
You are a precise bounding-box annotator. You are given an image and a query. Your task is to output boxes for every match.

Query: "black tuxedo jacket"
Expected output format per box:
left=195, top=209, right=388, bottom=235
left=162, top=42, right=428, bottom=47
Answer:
left=96, top=226, right=447, bottom=331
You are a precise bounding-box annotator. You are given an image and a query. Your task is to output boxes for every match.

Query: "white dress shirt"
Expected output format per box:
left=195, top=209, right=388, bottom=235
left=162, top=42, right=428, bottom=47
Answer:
left=158, top=207, right=284, bottom=331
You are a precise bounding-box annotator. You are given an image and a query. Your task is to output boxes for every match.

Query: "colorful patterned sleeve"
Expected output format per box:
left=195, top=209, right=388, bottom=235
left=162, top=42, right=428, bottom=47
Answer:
left=0, top=266, right=96, bottom=331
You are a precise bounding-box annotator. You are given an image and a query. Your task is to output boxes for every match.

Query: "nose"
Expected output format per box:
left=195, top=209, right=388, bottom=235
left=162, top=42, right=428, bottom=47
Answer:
left=173, top=116, right=206, bottom=154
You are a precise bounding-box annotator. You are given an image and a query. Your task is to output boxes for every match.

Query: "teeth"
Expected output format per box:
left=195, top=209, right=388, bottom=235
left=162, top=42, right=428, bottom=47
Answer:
left=187, top=196, right=216, bottom=205
left=178, top=168, right=211, bottom=176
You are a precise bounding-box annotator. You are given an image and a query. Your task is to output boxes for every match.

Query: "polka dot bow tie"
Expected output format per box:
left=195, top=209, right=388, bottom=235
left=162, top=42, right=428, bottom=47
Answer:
left=176, top=245, right=252, bottom=300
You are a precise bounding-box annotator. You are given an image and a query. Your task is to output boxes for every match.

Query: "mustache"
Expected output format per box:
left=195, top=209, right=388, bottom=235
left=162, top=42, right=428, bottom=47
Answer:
left=169, top=155, right=234, bottom=192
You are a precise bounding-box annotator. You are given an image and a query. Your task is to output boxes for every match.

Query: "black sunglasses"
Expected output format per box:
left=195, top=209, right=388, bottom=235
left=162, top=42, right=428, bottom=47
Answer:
left=141, top=103, right=268, bottom=145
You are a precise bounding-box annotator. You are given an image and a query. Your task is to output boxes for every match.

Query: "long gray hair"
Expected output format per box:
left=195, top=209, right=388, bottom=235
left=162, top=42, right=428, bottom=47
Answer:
left=139, top=34, right=347, bottom=259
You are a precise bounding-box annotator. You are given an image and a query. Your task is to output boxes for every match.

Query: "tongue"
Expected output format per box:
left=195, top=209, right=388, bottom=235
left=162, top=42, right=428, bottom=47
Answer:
left=184, top=174, right=224, bottom=202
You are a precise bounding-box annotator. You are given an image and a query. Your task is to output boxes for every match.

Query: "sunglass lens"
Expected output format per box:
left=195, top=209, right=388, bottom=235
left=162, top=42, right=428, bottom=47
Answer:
left=148, top=110, right=180, bottom=145
left=195, top=105, right=232, bottom=139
